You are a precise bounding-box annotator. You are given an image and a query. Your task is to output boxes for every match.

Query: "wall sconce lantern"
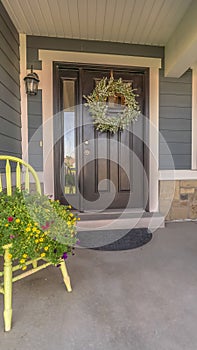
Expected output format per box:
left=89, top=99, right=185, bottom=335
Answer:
left=24, top=65, right=40, bottom=96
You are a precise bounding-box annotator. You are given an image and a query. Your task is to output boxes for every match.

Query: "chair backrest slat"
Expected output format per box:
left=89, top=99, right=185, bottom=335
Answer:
left=0, top=156, right=41, bottom=195
left=6, top=160, right=12, bottom=196
left=25, top=167, right=30, bottom=192
left=16, top=162, right=21, bottom=190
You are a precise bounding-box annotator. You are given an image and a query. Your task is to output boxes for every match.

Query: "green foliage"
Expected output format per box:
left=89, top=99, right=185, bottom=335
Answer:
left=84, top=77, right=140, bottom=133
left=0, top=190, right=78, bottom=269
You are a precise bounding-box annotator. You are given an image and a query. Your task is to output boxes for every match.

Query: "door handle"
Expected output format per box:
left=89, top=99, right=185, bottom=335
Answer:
left=84, top=149, right=90, bottom=156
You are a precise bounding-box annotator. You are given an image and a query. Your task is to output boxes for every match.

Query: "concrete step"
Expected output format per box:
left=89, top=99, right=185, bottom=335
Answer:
left=76, top=209, right=165, bottom=231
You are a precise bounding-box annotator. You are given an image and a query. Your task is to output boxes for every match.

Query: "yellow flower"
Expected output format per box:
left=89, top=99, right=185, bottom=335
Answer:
left=39, top=238, right=44, bottom=242
left=69, top=213, right=74, bottom=217
left=68, top=205, right=72, bottom=209
left=32, top=227, right=37, bottom=232
left=5, top=223, right=9, bottom=227
left=8, top=253, right=12, bottom=259
left=23, top=254, right=28, bottom=258
left=78, top=218, right=81, bottom=221
left=44, top=246, right=49, bottom=251
left=26, top=227, right=31, bottom=232
left=35, top=239, right=39, bottom=244
left=15, top=218, right=20, bottom=223
left=22, top=266, right=27, bottom=271
left=34, top=222, right=39, bottom=226
left=36, top=229, right=40, bottom=234
left=20, top=259, right=25, bottom=264
left=67, top=221, right=71, bottom=226
left=40, top=252, right=46, bottom=258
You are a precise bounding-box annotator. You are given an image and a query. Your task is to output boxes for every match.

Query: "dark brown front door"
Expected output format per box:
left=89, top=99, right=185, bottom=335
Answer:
left=53, top=64, right=148, bottom=212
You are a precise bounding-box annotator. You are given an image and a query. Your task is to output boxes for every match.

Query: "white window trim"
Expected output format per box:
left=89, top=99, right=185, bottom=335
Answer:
left=159, top=170, right=197, bottom=180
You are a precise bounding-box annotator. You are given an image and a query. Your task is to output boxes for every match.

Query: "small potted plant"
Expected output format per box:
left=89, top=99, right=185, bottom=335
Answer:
left=0, top=189, right=78, bottom=270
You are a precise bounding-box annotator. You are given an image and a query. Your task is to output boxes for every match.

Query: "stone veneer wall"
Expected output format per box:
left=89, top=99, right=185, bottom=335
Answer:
left=160, top=180, right=197, bottom=220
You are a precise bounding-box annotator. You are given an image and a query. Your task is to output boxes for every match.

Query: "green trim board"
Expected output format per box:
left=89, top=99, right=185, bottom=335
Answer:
left=27, top=35, right=164, bottom=70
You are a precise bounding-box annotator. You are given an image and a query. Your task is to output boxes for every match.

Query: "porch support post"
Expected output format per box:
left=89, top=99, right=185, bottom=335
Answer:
left=149, top=67, right=159, bottom=212
left=41, top=59, right=54, bottom=198
left=19, top=33, right=28, bottom=163
left=191, top=64, right=197, bottom=170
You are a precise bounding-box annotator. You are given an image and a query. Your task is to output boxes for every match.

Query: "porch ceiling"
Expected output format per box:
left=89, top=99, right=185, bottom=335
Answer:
left=1, top=0, right=192, bottom=46
left=3, top=0, right=197, bottom=77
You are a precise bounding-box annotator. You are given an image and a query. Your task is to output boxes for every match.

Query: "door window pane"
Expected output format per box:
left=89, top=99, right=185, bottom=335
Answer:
left=63, top=80, right=77, bottom=194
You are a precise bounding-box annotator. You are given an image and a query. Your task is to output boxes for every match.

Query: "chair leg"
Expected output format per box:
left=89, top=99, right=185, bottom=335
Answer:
left=3, top=246, right=13, bottom=332
left=32, top=260, right=38, bottom=269
left=60, top=260, right=72, bottom=292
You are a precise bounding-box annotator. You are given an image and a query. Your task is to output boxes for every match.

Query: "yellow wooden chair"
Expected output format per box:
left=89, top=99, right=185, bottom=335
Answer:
left=0, top=155, right=72, bottom=332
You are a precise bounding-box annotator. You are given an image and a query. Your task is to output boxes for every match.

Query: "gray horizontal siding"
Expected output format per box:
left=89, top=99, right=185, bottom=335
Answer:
left=28, top=90, right=43, bottom=171
left=159, top=106, right=191, bottom=119
left=0, top=81, right=21, bottom=112
left=0, top=133, right=21, bottom=154
left=0, top=117, right=21, bottom=140
left=0, top=32, right=19, bottom=66
left=0, top=1, right=21, bottom=162
left=160, top=118, right=191, bottom=130
left=27, top=35, right=164, bottom=69
left=0, top=1, right=19, bottom=43
left=159, top=69, right=192, bottom=170
left=0, top=65, right=20, bottom=99
left=160, top=142, right=191, bottom=155
left=0, top=100, right=21, bottom=127
left=0, top=48, right=20, bottom=83
left=160, top=94, right=191, bottom=108
left=160, top=155, right=191, bottom=170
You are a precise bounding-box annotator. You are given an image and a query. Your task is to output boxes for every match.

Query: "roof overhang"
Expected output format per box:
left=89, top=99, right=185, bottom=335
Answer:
left=165, top=0, right=197, bottom=77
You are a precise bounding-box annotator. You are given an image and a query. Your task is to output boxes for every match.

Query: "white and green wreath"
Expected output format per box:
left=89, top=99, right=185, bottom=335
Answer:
left=84, top=76, right=140, bottom=133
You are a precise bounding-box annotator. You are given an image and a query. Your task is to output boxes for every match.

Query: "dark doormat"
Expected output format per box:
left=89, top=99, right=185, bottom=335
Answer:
left=77, top=228, right=152, bottom=251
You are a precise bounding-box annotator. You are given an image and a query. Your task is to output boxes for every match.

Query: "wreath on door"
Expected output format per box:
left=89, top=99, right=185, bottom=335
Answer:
left=84, top=73, right=140, bottom=133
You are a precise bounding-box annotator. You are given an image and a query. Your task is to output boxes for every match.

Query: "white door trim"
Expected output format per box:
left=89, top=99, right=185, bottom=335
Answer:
left=37, top=50, right=161, bottom=210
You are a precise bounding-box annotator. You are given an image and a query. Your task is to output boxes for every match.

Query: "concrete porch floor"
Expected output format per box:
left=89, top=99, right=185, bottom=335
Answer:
left=1, top=222, right=197, bottom=350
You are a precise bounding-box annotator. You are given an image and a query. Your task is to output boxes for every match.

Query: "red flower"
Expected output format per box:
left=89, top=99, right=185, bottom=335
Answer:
left=41, top=221, right=50, bottom=230
left=7, top=216, right=14, bottom=222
